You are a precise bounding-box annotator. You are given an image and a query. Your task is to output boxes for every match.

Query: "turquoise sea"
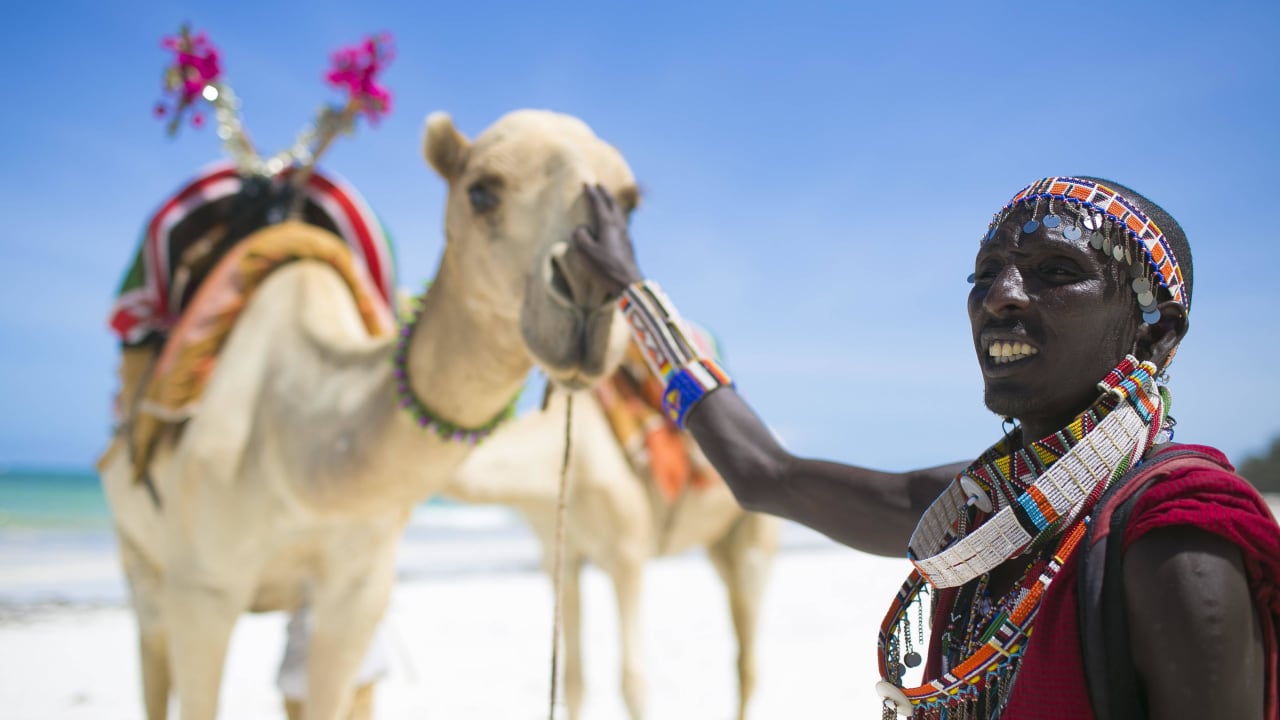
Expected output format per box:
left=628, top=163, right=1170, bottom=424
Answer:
left=0, top=467, right=540, bottom=608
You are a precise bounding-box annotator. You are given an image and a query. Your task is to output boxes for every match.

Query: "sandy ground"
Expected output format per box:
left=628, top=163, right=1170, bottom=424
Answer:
left=5, top=499, right=1276, bottom=720
left=0, top=528, right=908, bottom=720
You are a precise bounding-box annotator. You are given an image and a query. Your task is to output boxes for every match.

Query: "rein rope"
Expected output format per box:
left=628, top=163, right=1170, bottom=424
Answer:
left=548, top=393, right=575, bottom=719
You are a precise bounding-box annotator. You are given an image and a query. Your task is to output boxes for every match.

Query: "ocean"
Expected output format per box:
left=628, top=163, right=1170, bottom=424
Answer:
left=0, top=468, right=541, bottom=608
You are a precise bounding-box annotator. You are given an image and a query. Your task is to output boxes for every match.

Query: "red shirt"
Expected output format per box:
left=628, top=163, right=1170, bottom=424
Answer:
left=924, top=445, right=1280, bottom=719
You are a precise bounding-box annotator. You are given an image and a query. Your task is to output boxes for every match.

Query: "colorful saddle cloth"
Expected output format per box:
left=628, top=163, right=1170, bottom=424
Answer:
left=109, top=160, right=396, bottom=345
left=593, top=325, right=724, bottom=504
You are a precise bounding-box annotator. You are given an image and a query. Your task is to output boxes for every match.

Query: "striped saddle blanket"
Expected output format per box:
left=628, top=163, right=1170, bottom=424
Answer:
left=109, top=160, right=396, bottom=346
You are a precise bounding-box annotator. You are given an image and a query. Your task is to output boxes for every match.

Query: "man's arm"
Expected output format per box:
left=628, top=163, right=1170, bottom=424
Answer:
left=687, top=388, right=962, bottom=555
left=571, top=183, right=960, bottom=556
left=1124, top=526, right=1266, bottom=720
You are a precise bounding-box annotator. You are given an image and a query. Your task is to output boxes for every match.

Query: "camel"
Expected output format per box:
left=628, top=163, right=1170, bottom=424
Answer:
left=98, top=108, right=639, bottom=720
left=446, top=368, right=780, bottom=719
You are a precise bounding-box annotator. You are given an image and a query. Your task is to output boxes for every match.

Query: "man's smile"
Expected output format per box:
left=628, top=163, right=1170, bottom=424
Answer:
left=979, top=332, right=1041, bottom=373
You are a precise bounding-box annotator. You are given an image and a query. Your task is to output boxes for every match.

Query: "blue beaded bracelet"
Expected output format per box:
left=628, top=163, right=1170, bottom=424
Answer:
left=661, top=359, right=734, bottom=428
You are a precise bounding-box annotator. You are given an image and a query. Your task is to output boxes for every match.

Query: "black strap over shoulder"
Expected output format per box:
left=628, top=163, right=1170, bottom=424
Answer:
left=1078, top=445, right=1232, bottom=720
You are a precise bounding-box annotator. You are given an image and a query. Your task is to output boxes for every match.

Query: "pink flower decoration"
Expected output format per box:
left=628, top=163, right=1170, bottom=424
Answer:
left=325, top=33, right=394, bottom=123
left=156, top=25, right=222, bottom=132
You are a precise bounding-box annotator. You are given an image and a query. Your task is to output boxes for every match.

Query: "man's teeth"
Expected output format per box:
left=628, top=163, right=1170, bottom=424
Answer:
left=988, top=341, right=1038, bottom=364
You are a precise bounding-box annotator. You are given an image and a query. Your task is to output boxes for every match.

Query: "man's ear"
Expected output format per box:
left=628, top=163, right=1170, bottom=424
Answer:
left=423, top=112, right=470, bottom=182
left=1135, top=300, right=1189, bottom=371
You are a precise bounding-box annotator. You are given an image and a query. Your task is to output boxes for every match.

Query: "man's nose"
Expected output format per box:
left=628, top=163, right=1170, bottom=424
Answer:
left=983, top=265, right=1030, bottom=317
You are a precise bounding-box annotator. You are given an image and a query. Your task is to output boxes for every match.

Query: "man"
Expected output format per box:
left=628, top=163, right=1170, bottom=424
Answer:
left=570, top=177, right=1280, bottom=719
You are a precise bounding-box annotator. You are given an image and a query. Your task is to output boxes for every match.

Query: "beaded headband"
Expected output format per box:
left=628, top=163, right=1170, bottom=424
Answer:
left=981, top=177, right=1188, bottom=323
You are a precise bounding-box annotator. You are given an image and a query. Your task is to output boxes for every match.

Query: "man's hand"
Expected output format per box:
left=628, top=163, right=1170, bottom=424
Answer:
left=572, top=183, right=643, bottom=297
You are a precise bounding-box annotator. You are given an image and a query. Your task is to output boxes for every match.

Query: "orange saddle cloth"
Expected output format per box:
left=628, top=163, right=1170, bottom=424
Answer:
left=593, top=333, right=723, bottom=504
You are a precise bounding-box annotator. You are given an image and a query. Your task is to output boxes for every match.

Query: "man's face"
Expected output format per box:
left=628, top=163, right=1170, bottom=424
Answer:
left=967, top=206, right=1141, bottom=436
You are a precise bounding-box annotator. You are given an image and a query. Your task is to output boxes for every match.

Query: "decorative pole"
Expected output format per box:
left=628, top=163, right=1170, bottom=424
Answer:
left=287, top=33, right=394, bottom=219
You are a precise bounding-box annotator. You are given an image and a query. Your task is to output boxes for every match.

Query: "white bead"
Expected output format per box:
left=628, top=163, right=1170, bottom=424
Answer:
left=875, top=681, right=914, bottom=717
left=960, top=476, right=993, bottom=513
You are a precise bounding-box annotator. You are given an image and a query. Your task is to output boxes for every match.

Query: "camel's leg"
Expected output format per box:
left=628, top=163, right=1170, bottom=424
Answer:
left=119, top=534, right=171, bottom=720
left=609, top=548, right=648, bottom=720
left=303, top=547, right=396, bottom=720
left=284, top=684, right=374, bottom=720
left=163, top=578, right=245, bottom=720
left=559, top=552, right=586, bottom=720
left=280, top=605, right=385, bottom=720
left=707, top=513, right=778, bottom=720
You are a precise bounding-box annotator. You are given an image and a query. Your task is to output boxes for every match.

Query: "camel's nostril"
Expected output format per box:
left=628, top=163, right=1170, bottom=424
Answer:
left=549, top=254, right=575, bottom=304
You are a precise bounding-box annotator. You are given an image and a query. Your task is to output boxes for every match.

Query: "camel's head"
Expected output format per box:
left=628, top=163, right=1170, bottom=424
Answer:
left=424, top=109, right=638, bottom=388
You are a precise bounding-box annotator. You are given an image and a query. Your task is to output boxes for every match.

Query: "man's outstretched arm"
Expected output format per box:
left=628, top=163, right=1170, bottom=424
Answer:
left=571, top=183, right=960, bottom=555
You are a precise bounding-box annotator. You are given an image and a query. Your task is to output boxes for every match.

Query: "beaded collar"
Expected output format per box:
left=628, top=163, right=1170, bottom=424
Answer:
left=908, top=356, right=1164, bottom=589
left=392, top=285, right=518, bottom=444
left=876, top=357, right=1168, bottom=718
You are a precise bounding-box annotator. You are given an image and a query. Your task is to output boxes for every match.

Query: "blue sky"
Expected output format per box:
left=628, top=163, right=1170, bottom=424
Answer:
left=2, top=1, right=1278, bottom=471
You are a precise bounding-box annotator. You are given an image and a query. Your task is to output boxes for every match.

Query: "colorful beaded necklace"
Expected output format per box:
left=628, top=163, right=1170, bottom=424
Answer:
left=908, top=357, right=1164, bottom=589
left=392, top=284, right=518, bottom=444
left=875, top=357, right=1168, bottom=718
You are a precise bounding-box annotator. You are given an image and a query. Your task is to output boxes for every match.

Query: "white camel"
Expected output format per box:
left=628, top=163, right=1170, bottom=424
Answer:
left=447, top=375, right=779, bottom=720
left=98, top=109, right=639, bottom=720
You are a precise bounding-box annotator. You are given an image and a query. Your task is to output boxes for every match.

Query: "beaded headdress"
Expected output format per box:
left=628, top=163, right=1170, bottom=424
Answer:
left=981, top=177, right=1188, bottom=325
left=154, top=24, right=393, bottom=210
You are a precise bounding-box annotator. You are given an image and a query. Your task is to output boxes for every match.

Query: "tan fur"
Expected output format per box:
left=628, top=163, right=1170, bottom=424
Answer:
left=447, top=391, right=779, bottom=720
left=100, top=109, right=637, bottom=720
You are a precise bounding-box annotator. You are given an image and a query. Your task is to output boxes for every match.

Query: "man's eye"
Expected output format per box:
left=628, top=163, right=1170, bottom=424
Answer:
left=1040, top=263, right=1080, bottom=279
left=973, top=266, right=1000, bottom=285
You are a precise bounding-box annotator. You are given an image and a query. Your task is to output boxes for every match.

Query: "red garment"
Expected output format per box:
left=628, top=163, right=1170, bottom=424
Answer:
left=925, top=445, right=1280, bottom=719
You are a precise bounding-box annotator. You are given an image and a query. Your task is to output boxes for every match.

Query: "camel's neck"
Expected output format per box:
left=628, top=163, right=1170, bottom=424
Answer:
left=401, top=253, right=532, bottom=430
left=285, top=252, right=534, bottom=510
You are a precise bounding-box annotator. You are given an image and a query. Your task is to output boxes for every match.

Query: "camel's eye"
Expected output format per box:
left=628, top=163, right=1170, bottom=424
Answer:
left=468, top=181, right=500, bottom=214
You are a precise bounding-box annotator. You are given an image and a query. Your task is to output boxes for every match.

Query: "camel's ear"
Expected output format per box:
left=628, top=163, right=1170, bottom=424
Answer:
left=423, top=112, right=470, bottom=182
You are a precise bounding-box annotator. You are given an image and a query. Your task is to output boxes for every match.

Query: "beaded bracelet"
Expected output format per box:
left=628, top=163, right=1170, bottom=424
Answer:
left=619, top=280, right=699, bottom=381
left=661, top=358, right=734, bottom=428
left=618, top=280, right=734, bottom=428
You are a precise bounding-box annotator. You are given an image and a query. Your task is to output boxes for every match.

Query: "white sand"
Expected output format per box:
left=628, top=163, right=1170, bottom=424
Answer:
left=6, top=499, right=1276, bottom=720
left=0, top=525, right=907, bottom=720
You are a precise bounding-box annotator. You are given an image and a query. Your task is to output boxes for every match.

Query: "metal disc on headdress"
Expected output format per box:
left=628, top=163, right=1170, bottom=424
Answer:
left=1083, top=213, right=1103, bottom=231
left=1089, top=232, right=1103, bottom=250
left=1142, top=309, right=1161, bottom=324
left=1042, top=214, right=1061, bottom=229
left=1022, top=219, right=1039, bottom=233
left=1063, top=225, right=1082, bottom=241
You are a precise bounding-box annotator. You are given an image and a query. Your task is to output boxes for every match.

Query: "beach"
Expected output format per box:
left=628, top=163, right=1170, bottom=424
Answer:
left=3, top=470, right=1277, bottom=720
left=0, top=469, right=909, bottom=719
